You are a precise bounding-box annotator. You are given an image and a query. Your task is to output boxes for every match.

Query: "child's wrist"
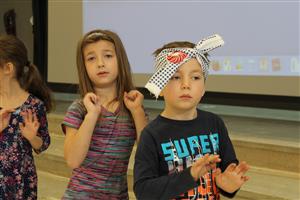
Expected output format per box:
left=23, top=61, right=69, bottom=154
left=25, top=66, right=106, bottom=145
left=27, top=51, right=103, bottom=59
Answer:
left=27, top=134, right=39, bottom=143
left=190, top=166, right=199, bottom=181
left=85, top=112, right=99, bottom=120
left=130, top=106, right=144, bottom=116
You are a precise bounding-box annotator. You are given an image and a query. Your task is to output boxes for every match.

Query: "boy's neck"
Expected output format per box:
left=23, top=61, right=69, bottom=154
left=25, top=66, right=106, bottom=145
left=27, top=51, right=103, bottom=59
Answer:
left=161, top=108, right=197, bottom=121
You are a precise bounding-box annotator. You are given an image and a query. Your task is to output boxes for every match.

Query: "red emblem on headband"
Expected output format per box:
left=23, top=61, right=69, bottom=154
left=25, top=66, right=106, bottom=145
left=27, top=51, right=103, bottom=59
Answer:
left=167, top=51, right=187, bottom=64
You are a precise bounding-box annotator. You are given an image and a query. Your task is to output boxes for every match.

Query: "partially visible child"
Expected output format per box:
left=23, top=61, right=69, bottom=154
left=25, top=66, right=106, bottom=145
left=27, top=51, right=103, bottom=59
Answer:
left=62, top=29, right=148, bottom=199
left=134, top=34, right=250, bottom=199
left=0, top=35, right=52, bottom=199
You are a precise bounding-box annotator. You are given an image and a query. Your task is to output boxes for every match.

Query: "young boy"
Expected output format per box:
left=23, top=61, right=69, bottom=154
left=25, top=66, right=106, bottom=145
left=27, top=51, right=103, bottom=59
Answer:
left=134, top=34, right=250, bottom=200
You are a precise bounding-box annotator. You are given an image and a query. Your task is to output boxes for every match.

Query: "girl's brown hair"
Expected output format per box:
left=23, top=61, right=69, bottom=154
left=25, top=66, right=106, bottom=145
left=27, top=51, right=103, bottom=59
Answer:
left=76, top=29, right=135, bottom=110
left=0, top=35, right=53, bottom=112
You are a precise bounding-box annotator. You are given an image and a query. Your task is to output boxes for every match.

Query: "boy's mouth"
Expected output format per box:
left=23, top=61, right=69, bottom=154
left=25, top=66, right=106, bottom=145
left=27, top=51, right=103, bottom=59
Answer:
left=179, top=94, right=192, bottom=99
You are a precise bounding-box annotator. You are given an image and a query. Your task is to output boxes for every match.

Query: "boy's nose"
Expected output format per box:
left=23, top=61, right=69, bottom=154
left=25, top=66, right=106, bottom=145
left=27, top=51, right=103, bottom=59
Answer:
left=181, top=79, right=190, bottom=89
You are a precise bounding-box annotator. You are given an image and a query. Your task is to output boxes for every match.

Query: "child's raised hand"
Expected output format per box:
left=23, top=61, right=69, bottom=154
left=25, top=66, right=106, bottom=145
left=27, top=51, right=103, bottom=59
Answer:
left=83, top=92, right=101, bottom=115
left=215, top=161, right=250, bottom=193
left=123, top=90, right=144, bottom=112
left=19, top=109, right=40, bottom=141
left=0, top=108, right=14, bottom=132
left=190, top=154, right=221, bottom=181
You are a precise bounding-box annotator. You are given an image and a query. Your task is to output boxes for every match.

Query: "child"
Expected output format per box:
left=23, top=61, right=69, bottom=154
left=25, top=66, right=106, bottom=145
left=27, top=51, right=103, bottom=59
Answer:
left=134, top=34, right=250, bottom=200
left=0, top=35, right=52, bottom=199
left=62, top=29, right=148, bottom=199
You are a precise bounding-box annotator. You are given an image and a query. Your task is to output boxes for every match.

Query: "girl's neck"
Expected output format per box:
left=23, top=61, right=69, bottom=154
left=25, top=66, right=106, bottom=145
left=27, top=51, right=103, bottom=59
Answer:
left=0, top=79, right=29, bottom=109
left=93, top=85, right=118, bottom=112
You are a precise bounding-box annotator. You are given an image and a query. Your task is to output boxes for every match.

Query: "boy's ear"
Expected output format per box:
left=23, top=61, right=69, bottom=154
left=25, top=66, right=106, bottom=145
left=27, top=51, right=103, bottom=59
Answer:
left=159, top=90, right=164, bottom=97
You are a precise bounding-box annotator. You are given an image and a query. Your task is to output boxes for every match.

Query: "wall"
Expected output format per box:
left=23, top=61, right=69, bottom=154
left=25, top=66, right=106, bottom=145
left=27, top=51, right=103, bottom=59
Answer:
left=48, top=0, right=82, bottom=84
left=0, top=0, right=33, bottom=62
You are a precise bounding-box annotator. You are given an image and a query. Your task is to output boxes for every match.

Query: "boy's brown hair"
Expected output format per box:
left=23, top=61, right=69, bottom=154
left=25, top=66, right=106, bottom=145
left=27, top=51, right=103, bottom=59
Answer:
left=153, top=41, right=195, bottom=56
left=153, top=41, right=209, bottom=77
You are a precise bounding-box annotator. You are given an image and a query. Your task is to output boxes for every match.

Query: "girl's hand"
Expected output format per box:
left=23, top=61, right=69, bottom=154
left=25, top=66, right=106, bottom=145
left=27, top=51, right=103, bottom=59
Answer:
left=124, top=90, right=144, bottom=112
left=215, top=161, right=250, bottom=193
left=190, top=154, right=221, bottom=181
left=0, top=108, right=14, bottom=132
left=83, top=93, right=101, bottom=115
left=19, top=109, right=40, bottom=141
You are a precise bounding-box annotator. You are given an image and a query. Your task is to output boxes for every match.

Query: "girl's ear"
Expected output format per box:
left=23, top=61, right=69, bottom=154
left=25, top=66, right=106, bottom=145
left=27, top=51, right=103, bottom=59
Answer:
left=3, top=62, right=14, bottom=75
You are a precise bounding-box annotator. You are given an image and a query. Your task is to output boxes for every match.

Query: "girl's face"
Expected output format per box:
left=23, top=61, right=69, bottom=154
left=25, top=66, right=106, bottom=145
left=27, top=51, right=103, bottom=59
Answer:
left=83, top=40, right=118, bottom=89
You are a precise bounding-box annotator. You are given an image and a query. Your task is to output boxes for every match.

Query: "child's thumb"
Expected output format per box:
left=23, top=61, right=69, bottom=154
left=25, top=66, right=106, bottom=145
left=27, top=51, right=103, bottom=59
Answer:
left=214, top=168, right=222, bottom=177
left=19, top=123, right=24, bottom=129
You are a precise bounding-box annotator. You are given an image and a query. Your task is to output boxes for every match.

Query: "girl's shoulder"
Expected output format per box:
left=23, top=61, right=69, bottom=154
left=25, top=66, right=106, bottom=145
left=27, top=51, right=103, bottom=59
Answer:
left=22, top=93, right=45, bottom=109
left=67, top=99, right=87, bottom=115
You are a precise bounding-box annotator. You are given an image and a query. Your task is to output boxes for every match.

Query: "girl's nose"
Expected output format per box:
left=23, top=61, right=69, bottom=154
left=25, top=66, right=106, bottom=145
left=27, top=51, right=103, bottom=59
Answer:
left=97, top=59, right=104, bottom=68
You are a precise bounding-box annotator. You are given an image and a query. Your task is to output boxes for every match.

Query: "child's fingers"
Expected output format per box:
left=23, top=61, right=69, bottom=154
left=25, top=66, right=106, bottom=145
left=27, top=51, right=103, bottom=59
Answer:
left=236, top=161, right=250, bottom=175
left=21, top=111, right=28, bottom=123
left=124, top=91, right=135, bottom=101
left=214, top=168, right=222, bottom=176
left=33, top=112, right=38, bottom=123
left=19, top=122, right=24, bottom=130
left=241, top=175, right=250, bottom=182
left=193, top=154, right=210, bottom=167
left=208, top=154, right=221, bottom=164
left=35, top=121, right=40, bottom=129
left=28, top=110, right=33, bottom=122
left=1, top=108, right=15, bottom=115
left=226, top=163, right=237, bottom=172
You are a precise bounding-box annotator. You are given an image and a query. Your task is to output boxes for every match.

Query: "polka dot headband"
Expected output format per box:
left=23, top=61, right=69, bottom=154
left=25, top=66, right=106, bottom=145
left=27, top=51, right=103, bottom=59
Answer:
left=145, top=34, right=224, bottom=98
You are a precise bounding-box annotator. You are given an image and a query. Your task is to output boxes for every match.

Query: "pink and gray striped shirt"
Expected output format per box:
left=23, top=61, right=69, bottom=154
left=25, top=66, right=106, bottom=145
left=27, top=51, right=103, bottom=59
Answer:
left=61, top=100, right=136, bottom=199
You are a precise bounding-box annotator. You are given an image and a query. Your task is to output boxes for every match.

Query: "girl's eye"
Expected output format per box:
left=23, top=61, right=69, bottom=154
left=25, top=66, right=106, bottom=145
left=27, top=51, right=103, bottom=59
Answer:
left=86, top=56, right=95, bottom=61
left=104, top=54, right=113, bottom=58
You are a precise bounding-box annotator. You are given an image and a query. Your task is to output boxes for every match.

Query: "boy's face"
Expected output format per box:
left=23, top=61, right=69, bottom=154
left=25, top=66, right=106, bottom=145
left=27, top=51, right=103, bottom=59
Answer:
left=160, top=58, right=205, bottom=113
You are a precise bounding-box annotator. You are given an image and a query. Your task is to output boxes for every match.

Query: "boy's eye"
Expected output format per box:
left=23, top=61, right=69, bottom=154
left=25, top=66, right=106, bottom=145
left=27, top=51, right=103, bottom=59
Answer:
left=170, top=75, right=180, bottom=80
left=192, top=76, right=201, bottom=80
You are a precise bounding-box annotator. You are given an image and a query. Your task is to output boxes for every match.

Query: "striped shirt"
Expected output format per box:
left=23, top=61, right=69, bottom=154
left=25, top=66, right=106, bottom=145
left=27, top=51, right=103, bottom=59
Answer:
left=62, top=100, right=136, bottom=199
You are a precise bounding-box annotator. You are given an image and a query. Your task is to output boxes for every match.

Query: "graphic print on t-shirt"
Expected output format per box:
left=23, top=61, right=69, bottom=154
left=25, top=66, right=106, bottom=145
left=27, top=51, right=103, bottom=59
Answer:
left=161, top=133, right=220, bottom=200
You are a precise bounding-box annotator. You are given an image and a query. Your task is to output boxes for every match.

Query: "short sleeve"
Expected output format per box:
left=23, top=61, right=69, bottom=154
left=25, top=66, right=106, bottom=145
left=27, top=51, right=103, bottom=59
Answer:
left=61, top=100, right=87, bottom=134
left=33, top=99, right=50, bottom=154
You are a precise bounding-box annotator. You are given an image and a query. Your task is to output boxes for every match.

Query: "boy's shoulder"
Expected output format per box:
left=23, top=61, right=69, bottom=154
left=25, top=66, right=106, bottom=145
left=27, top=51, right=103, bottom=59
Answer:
left=197, top=108, right=223, bottom=121
left=143, top=109, right=223, bottom=133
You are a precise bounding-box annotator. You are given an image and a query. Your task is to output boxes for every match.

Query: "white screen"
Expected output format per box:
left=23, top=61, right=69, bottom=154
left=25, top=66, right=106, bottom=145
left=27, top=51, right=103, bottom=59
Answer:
left=83, top=1, right=299, bottom=76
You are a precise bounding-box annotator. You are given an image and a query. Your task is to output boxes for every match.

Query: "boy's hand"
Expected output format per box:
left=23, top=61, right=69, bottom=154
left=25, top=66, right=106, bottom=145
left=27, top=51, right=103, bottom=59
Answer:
left=123, top=90, right=144, bottom=112
left=83, top=92, right=101, bottom=115
left=0, top=108, right=14, bottom=132
left=190, top=154, right=221, bottom=181
left=215, top=161, right=250, bottom=193
left=19, top=109, right=40, bottom=141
